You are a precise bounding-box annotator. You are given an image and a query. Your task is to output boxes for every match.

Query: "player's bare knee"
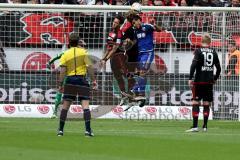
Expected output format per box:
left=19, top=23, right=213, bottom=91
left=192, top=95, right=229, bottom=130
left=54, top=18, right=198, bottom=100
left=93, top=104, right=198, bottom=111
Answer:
left=81, top=100, right=90, bottom=109
left=202, top=101, right=210, bottom=107
left=192, top=100, right=200, bottom=106
left=62, top=100, right=72, bottom=110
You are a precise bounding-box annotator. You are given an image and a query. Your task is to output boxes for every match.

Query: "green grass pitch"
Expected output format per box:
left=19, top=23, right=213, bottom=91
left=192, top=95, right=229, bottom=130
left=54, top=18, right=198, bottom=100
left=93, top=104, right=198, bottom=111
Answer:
left=0, top=118, right=240, bottom=160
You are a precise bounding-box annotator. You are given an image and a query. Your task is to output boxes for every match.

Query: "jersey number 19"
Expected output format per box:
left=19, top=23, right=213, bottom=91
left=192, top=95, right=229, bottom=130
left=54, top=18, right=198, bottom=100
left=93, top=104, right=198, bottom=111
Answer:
left=202, top=52, right=213, bottom=66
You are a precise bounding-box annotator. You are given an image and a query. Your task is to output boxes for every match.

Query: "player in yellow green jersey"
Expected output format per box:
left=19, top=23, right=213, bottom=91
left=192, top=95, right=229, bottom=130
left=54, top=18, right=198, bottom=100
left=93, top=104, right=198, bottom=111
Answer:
left=47, top=40, right=87, bottom=119
left=57, top=33, right=96, bottom=137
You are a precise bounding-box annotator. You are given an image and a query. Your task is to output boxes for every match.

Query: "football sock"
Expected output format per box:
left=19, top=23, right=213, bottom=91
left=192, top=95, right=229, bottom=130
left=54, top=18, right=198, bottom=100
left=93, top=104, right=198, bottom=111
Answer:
left=132, top=76, right=146, bottom=95
left=54, top=92, right=62, bottom=114
left=192, top=104, right=200, bottom=128
left=203, top=105, right=210, bottom=128
left=127, top=77, right=135, bottom=93
left=116, top=76, right=125, bottom=93
left=84, top=109, right=91, bottom=132
left=59, top=108, right=68, bottom=131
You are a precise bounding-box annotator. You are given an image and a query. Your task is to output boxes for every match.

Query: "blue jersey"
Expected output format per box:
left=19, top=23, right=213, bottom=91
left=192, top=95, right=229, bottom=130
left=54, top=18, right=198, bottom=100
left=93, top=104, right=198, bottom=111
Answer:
left=134, top=23, right=155, bottom=53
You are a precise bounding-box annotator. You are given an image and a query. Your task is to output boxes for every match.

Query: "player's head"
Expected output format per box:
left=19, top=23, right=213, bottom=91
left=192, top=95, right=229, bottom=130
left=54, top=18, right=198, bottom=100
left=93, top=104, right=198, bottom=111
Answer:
left=228, top=40, right=237, bottom=53
left=69, top=33, right=80, bottom=47
left=231, top=0, right=240, bottom=7
left=78, top=39, right=86, bottom=48
left=112, top=15, right=124, bottom=29
left=125, top=10, right=138, bottom=23
left=132, top=15, right=142, bottom=29
left=201, top=33, right=211, bottom=47
left=125, top=3, right=141, bottom=23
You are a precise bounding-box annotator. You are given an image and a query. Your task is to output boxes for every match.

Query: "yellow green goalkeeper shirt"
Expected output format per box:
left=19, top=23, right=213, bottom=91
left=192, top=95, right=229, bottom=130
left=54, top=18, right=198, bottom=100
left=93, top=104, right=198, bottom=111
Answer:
left=59, top=47, right=91, bottom=76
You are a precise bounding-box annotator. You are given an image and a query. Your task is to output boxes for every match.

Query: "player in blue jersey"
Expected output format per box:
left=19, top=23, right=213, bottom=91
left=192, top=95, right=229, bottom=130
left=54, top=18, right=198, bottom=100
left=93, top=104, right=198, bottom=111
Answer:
left=130, top=15, right=164, bottom=106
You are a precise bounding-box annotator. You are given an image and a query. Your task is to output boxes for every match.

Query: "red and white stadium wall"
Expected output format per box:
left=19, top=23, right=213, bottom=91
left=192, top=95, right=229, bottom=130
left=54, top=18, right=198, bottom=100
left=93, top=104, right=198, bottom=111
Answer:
left=0, top=104, right=212, bottom=120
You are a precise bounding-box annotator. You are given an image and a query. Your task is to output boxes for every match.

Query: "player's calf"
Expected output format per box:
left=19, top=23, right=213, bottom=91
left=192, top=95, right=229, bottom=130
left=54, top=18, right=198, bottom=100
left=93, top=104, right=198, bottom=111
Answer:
left=202, top=104, right=210, bottom=130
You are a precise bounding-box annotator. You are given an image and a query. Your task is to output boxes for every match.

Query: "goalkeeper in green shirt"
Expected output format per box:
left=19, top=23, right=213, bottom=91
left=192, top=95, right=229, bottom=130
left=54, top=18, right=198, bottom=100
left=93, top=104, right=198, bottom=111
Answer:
left=47, top=51, right=65, bottom=119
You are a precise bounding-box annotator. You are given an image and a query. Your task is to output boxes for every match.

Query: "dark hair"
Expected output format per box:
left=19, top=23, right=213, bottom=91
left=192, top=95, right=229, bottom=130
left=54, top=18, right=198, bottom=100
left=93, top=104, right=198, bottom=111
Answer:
left=115, top=14, right=124, bottom=25
left=69, top=33, right=79, bottom=47
left=132, top=15, right=142, bottom=22
left=229, top=40, right=236, bottom=46
left=125, top=10, right=138, bottom=22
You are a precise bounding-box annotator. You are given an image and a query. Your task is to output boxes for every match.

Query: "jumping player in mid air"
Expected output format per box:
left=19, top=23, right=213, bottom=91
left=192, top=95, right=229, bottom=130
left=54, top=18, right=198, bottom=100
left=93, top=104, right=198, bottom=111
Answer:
left=119, top=7, right=140, bottom=106
left=101, top=15, right=129, bottom=101
left=186, top=33, right=221, bottom=132
left=127, top=15, right=164, bottom=107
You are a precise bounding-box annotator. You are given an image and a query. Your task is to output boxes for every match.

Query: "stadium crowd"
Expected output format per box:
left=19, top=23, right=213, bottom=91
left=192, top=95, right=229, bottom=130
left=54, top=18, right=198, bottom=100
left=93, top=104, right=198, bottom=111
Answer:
left=0, top=0, right=239, bottom=7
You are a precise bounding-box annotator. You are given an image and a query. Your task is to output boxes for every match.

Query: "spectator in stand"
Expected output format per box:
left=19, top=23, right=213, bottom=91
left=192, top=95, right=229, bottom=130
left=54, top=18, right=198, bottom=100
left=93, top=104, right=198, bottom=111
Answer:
left=210, top=0, right=225, bottom=6
left=178, top=0, right=188, bottom=6
left=29, top=0, right=62, bottom=3
left=45, top=0, right=62, bottom=3
left=161, top=0, right=177, bottom=6
left=67, top=0, right=109, bottom=5
left=28, top=0, right=37, bottom=3
left=64, top=0, right=76, bottom=4
left=0, top=0, right=8, bottom=3
left=6, top=0, right=21, bottom=3
left=153, top=0, right=163, bottom=5
left=228, top=0, right=240, bottom=6
left=87, top=0, right=108, bottom=5
left=226, top=41, right=240, bottom=77
left=96, top=0, right=137, bottom=5
left=192, top=0, right=200, bottom=6
left=225, top=41, right=240, bottom=106
left=177, top=0, right=188, bottom=17
left=197, top=0, right=217, bottom=6
left=141, top=0, right=153, bottom=5
left=115, top=0, right=124, bottom=5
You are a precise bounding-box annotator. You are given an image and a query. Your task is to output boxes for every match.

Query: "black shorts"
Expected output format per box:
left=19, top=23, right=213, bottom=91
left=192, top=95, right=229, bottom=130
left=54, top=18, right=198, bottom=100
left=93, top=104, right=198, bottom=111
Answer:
left=192, top=83, right=213, bottom=102
left=63, top=75, right=90, bottom=101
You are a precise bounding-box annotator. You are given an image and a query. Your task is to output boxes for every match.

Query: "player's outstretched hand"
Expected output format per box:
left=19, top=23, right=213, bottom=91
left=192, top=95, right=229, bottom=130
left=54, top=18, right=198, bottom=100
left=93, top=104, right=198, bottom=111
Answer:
left=46, top=63, right=51, bottom=71
left=188, top=80, right=193, bottom=89
left=99, top=59, right=106, bottom=69
left=149, top=18, right=156, bottom=25
left=92, top=80, right=98, bottom=90
left=58, top=86, right=64, bottom=93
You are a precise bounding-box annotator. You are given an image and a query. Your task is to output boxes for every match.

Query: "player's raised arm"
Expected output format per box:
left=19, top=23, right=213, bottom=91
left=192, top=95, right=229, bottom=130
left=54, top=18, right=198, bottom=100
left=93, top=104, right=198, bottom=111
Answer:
left=102, top=44, right=120, bottom=62
left=153, top=24, right=165, bottom=32
left=101, top=15, right=124, bottom=63
left=47, top=52, right=64, bottom=70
